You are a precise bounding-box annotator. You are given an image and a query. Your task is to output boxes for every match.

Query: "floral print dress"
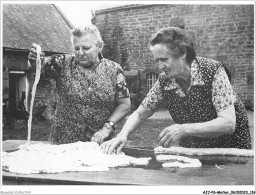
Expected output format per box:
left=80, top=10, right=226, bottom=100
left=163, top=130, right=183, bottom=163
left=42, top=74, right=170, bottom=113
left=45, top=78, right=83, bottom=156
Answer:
left=141, top=57, right=251, bottom=149
left=43, top=54, right=130, bottom=144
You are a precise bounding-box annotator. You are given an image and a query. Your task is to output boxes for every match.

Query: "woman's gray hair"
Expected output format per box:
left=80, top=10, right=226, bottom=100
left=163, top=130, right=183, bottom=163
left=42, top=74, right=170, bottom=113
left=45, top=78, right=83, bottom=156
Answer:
left=150, top=27, right=196, bottom=65
left=70, top=24, right=104, bottom=48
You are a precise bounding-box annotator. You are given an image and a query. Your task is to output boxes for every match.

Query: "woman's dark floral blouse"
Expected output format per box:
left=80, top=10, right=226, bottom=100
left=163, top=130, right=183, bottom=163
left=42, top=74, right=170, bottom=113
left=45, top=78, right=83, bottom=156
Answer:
left=141, top=57, right=251, bottom=149
left=43, top=54, right=130, bottom=144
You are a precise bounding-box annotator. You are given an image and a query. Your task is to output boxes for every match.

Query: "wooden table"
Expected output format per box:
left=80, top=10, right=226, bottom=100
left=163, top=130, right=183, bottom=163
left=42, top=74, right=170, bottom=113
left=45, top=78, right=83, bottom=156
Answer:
left=2, top=140, right=254, bottom=185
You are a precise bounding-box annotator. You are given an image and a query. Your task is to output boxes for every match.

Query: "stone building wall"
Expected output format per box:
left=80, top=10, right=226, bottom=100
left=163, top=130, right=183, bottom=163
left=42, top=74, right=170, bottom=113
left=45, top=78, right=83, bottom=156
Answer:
left=92, top=4, right=254, bottom=108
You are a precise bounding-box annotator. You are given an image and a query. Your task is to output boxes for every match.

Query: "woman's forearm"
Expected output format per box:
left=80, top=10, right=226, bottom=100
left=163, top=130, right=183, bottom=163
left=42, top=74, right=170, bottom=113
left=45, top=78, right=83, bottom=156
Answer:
left=108, top=99, right=131, bottom=127
left=117, top=111, right=142, bottom=138
left=181, top=105, right=236, bottom=138
left=182, top=115, right=236, bottom=138
left=118, top=106, right=154, bottom=138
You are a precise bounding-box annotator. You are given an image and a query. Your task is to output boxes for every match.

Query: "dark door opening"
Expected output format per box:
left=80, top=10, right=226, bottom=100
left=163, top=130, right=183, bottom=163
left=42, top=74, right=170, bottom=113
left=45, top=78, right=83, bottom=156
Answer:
left=8, top=72, right=27, bottom=115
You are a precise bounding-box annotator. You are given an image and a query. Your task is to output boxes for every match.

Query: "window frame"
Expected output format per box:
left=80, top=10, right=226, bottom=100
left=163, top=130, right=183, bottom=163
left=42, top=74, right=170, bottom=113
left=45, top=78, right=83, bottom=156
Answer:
left=146, top=72, right=158, bottom=92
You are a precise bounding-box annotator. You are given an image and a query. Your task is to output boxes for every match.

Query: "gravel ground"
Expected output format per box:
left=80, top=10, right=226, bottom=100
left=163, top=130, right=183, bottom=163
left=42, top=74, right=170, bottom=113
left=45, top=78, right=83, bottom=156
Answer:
left=149, top=108, right=172, bottom=119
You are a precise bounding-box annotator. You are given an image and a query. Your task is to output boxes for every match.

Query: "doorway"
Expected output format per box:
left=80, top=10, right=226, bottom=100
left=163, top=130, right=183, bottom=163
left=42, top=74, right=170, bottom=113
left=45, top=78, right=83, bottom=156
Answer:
left=9, top=71, right=28, bottom=114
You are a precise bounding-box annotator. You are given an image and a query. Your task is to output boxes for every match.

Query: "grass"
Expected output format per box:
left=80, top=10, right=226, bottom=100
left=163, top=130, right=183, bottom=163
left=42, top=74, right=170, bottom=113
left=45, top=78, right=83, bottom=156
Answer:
left=2, top=118, right=174, bottom=148
left=2, top=120, right=52, bottom=141
left=115, top=118, right=174, bottom=148
left=2, top=115, right=254, bottom=149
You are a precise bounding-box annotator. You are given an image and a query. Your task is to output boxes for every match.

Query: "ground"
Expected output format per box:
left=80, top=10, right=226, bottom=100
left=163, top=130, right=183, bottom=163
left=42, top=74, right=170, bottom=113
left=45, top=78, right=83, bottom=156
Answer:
left=2, top=109, right=254, bottom=149
left=2, top=117, right=173, bottom=148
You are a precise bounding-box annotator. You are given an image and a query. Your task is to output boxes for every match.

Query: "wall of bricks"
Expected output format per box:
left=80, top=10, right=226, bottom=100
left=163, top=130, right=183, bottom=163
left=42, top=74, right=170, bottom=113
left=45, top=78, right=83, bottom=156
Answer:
left=93, top=4, right=254, bottom=108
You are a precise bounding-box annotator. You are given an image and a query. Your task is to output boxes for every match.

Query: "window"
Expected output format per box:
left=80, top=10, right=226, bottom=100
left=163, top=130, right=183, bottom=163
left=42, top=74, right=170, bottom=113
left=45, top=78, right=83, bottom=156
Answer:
left=146, top=73, right=158, bottom=92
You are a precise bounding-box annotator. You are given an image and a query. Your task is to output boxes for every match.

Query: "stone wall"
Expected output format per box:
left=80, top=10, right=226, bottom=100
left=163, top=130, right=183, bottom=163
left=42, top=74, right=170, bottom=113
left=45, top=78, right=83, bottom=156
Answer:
left=93, top=4, right=254, bottom=108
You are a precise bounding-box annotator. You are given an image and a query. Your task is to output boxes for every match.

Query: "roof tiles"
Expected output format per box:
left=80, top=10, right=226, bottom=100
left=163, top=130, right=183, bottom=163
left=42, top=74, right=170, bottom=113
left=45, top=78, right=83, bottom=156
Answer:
left=3, top=4, right=73, bottom=53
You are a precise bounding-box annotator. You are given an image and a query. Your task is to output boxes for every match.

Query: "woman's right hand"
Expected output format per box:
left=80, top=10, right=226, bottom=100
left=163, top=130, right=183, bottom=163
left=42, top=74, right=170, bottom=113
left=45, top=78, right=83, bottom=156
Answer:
left=28, top=43, right=45, bottom=68
left=100, top=134, right=128, bottom=154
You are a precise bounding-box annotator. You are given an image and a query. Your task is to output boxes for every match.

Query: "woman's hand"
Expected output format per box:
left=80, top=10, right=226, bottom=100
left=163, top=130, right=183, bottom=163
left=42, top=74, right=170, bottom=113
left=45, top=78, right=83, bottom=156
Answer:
left=91, top=127, right=113, bottom=145
left=158, top=124, right=186, bottom=148
left=100, top=134, right=127, bottom=154
left=28, top=43, right=45, bottom=69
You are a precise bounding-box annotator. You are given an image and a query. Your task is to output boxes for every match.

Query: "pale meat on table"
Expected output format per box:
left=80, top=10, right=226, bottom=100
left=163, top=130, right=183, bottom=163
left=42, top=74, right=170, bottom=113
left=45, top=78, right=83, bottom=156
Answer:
left=156, top=154, right=202, bottom=168
left=2, top=141, right=151, bottom=174
left=154, top=146, right=254, bottom=157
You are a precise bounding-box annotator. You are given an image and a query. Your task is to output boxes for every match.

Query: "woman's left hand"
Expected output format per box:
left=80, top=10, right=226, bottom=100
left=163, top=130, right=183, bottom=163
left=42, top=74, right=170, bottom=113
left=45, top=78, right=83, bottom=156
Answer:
left=158, top=124, right=186, bottom=148
left=91, top=127, right=112, bottom=145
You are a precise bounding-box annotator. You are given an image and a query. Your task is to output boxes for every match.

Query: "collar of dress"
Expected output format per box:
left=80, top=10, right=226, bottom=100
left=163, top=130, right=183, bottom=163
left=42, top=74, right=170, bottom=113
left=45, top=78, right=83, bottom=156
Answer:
left=163, top=58, right=205, bottom=95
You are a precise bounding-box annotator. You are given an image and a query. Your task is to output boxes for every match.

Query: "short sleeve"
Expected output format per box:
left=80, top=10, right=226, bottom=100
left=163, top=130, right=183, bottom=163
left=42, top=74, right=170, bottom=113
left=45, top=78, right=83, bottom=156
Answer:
left=115, top=68, right=130, bottom=99
left=212, top=66, right=236, bottom=112
left=141, top=79, right=163, bottom=111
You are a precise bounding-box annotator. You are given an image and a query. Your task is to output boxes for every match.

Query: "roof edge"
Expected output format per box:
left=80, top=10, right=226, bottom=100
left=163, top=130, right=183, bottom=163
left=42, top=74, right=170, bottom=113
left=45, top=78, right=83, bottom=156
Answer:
left=95, top=4, right=157, bottom=15
left=53, top=4, right=74, bottom=29
left=3, top=47, right=66, bottom=54
left=4, top=47, right=29, bottom=52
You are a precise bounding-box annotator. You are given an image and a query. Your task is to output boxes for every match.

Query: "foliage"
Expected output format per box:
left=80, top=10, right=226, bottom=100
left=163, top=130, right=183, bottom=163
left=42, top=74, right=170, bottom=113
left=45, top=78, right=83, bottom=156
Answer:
left=100, top=18, right=129, bottom=70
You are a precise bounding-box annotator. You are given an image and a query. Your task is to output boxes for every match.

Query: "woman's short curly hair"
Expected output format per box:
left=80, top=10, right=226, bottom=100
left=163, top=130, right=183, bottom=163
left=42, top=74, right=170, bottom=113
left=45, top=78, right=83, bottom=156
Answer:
left=150, top=27, right=196, bottom=65
left=70, top=24, right=104, bottom=48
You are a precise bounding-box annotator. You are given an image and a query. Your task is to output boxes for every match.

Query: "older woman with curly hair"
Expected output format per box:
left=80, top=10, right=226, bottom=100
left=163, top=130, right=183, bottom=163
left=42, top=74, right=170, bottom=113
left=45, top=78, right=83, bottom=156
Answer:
left=102, top=27, right=251, bottom=154
left=28, top=24, right=131, bottom=144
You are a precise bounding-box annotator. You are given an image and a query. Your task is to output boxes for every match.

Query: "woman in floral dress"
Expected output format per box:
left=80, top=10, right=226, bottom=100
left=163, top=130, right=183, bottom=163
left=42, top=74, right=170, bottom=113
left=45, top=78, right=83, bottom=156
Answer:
left=28, top=25, right=131, bottom=144
left=102, top=27, right=251, bottom=154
